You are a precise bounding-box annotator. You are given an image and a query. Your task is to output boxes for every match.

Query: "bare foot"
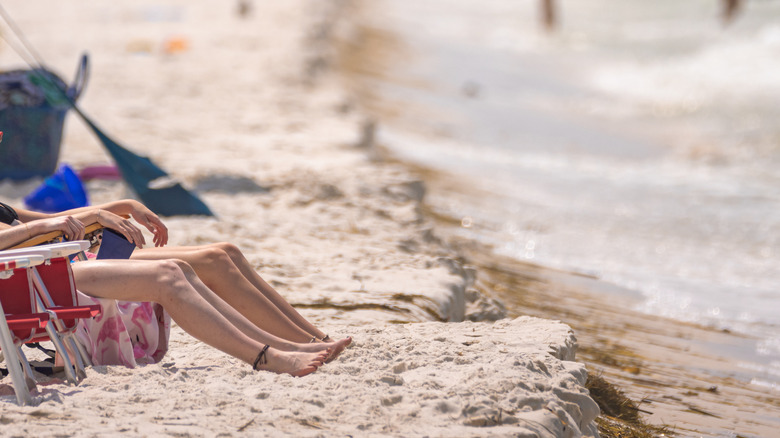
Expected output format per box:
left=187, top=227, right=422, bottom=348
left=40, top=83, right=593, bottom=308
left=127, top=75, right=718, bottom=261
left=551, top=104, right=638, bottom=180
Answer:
left=285, top=337, right=352, bottom=363
left=256, top=347, right=328, bottom=377
left=323, top=337, right=352, bottom=363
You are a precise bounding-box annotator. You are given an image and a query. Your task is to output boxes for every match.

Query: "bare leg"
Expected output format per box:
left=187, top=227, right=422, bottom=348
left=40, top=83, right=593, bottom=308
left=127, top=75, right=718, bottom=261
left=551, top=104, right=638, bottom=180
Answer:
left=541, top=0, right=556, bottom=32
left=133, top=244, right=328, bottom=341
left=132, top=245, right=352, bottom=361
left=722, top=0, right=742, bottom=25
left=71, top=259, right=327, bottom=376
left=165, top=257, right=352, bottom=359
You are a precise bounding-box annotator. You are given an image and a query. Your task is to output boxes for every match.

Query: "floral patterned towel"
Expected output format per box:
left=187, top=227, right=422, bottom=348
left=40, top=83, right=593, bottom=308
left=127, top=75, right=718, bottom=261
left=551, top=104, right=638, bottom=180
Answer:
left=74, top=291, right=170, bottom=368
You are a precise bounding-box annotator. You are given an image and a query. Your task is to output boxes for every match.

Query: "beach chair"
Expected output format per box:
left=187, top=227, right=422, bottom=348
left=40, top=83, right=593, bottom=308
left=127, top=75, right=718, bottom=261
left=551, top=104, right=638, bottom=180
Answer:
left=28, top=242, right=101, bottom=376
left=0, top=241, right=101, bottom=384
left=0, top=253, right=51, bottom=405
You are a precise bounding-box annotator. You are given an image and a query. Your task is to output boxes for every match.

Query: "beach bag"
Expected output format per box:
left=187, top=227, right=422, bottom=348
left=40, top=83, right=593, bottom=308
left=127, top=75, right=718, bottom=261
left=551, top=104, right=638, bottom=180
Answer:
left=0, top=55, right=88, bottom=180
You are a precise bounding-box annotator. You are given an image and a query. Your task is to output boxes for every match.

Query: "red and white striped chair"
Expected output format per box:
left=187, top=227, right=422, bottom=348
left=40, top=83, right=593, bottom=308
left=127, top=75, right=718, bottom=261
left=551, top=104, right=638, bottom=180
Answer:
left=0, top=253, right=51, bottom=405
left=0, top=241, right=101, bottom=388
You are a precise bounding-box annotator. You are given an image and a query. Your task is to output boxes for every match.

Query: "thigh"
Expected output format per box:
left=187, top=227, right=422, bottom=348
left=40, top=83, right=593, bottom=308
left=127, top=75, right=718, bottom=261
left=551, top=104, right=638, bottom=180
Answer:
left=131, top=245, right=233, bottom=275
left=71, top=259, right=171, bottom=302
left=131, top=245, right=212, bottom=262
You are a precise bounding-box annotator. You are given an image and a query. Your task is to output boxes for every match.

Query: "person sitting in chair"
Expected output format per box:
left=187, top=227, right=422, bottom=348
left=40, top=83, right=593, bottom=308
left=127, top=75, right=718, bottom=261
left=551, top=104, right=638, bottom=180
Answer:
left=0, top=199, right=351, bottom=377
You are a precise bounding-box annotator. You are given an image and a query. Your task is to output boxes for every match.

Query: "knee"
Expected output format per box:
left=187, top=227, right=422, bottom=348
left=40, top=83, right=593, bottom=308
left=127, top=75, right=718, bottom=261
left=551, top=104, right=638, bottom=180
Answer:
left=211, top=242, right=242, bottom=260
left=200, top=245, right=240, bottom=271
left=155, top=259, right=193, bottom=298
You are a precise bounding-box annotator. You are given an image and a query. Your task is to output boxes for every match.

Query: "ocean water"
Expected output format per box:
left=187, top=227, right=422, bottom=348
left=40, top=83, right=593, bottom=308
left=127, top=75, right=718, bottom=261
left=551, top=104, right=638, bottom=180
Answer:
left=361, top=0, right=780, bottom=390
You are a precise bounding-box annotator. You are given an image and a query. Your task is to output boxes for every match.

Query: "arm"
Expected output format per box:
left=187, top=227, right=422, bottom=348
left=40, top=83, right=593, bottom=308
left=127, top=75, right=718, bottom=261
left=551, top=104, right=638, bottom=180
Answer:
left=15, top=199, right=168, bottom=247
left=0, top=216, right=86, bottom=250
left=16, top=199, right=140, bottom=221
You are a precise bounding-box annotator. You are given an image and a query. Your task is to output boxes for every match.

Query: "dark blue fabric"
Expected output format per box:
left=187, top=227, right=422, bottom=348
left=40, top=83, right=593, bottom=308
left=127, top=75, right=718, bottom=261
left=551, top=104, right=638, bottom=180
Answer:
left=96, top=228, right=135, bottom=260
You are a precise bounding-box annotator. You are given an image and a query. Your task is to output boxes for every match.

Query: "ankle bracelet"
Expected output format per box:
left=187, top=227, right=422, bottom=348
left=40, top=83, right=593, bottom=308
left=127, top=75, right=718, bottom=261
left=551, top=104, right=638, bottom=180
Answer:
left=253, top=344, right=270, bottom=370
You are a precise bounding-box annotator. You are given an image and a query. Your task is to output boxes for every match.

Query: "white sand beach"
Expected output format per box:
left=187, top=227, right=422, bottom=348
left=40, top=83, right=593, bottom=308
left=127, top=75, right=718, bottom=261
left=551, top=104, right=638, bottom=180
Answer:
left=0, top=1, right=601, bottom=436
left=3, top=318, right=599, bottom=437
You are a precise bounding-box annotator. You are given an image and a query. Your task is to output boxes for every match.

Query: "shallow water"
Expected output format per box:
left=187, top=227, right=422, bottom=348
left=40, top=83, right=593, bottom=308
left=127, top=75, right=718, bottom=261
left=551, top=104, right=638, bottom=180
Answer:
left=361, top=0, right=780, bottom=390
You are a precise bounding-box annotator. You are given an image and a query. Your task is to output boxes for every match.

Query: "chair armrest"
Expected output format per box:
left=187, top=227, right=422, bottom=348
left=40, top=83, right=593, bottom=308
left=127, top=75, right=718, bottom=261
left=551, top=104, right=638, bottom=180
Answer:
left=0, top=254, right=46, bottom=270
left=7, top=222, right=104, bottom=250
left=0, top=254, right=45, bottom=278
left=0, top=247, right=54, bottom=261
left=40, top=241, right=91, bottom=257
left=10, top=230, right=63, bottom=249
left=1, top=241, right=90, bottom=260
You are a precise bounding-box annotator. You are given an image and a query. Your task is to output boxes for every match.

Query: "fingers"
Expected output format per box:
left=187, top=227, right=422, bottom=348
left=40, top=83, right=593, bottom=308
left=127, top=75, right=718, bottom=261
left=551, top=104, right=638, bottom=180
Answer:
left=116, top=219, right=146, bottom=248
left=131, top=212, right=168, bottom=247
left=98, top=210, right=147, bottom=248
left=121, top=206, right=169, bottom=247
left=61, top=216, right=85, bottom=241
left=155, top=225, right=168, bottom=247
left=153, top=230, right=163, bottom=247
left=143, top=215, right=168, bottom=247
left=148, top=215, right=168, bottom=247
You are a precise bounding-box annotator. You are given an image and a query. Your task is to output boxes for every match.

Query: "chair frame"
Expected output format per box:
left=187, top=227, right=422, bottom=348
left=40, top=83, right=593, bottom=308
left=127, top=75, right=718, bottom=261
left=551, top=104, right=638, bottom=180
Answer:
left=1, top=222, right=114, bottom=404
left=1, top=242, right=99, bottom=385
left=0, top=254, right=48, bottom=405
left=8, top=222, right=104, bottom=251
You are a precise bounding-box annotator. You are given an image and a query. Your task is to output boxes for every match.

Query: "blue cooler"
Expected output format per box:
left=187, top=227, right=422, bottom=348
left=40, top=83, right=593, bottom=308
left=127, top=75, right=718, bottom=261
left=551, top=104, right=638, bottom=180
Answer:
left=24, top=163, right=89, bottom=212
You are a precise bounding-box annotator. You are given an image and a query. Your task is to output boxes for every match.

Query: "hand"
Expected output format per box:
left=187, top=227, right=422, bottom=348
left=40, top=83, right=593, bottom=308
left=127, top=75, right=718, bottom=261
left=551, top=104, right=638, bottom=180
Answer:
left=96, top=210, right=147, bottom=248
left=30, top=216, right=86, bottom=242
left=127, top=202, right=168, bottom=247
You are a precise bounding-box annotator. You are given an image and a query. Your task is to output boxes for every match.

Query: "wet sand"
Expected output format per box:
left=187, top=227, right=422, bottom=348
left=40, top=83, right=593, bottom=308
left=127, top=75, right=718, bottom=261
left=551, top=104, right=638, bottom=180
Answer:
left=415, top=166, right=780, bottom=437
left=332, top=1, right=780, bottom=435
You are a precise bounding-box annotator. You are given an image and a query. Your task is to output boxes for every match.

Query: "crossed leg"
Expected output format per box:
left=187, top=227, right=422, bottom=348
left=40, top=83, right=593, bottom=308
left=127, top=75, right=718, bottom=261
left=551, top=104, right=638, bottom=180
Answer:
left=71, top=258, right=329, bottom=376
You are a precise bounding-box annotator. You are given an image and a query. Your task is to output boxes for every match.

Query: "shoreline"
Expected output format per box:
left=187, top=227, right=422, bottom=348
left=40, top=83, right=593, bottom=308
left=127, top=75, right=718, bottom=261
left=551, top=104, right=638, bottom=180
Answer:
left=329, top=1, right=780, bottom=436
left=392, top=153, right=780, bottom=436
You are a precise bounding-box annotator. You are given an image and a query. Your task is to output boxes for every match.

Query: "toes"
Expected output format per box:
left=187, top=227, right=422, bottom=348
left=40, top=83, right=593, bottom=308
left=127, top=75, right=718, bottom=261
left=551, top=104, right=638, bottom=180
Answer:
left=313, top=350, right=328, bottom=363
left=293, top=366, right=318, bottom=377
